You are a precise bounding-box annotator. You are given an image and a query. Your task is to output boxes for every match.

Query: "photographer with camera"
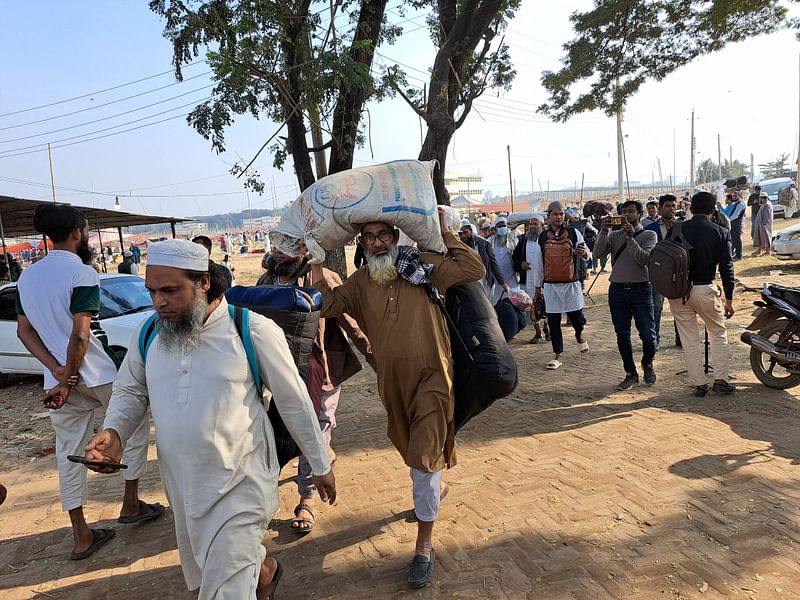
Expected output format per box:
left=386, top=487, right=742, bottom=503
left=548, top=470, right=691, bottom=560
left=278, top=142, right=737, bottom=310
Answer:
left=593, top=200, right=658, bottom=390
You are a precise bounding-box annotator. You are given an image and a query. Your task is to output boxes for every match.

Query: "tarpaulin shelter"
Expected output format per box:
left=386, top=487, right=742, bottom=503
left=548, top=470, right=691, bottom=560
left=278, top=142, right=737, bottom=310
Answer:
left=0, top=195, right=190, bottom=273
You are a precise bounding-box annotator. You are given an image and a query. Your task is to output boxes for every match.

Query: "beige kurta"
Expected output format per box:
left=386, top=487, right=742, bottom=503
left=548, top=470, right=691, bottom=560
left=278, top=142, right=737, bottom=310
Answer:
left=104, top=298, right=329, bottom=599
left=317, top=235, right=485, bottom=472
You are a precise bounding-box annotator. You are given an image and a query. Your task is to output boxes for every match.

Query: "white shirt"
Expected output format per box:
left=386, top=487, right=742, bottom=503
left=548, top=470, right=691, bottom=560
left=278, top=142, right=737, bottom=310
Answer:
left=104, top=298, right=329, bottom=594
left=16, top=250, right=118, bottom=389
left=530, top=228, right=586, bottom=314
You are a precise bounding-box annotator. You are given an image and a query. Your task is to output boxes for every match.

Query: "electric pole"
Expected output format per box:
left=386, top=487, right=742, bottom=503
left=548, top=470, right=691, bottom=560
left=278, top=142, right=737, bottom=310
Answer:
left=689, top=110, right=696, bottom=188
left=616, top=108, right=625, bottom=203
left=717, top=133, right=722, bottom=181
left=507, top=145, right=515, bottom=212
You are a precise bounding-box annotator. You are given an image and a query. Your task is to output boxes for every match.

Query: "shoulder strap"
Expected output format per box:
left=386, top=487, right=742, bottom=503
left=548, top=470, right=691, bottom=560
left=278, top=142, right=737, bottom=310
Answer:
left=229, top=305, right=263, bottom=390
left=137, top=313, right=160, bottom=365
left=612, top=229, right=645, bottom=263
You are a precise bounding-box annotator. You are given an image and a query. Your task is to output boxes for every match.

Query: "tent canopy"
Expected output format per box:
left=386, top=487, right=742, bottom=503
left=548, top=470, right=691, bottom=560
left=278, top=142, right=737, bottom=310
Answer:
left=0, top=195, right=189, bottom=238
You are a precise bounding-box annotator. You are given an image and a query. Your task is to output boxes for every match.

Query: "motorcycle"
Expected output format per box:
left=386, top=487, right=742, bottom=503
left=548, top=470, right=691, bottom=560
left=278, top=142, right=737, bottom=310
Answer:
left=741, top=283, right=800, bottom=389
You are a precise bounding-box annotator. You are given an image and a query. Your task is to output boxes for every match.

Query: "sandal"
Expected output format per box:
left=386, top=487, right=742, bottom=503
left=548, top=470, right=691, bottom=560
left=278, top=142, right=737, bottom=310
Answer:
left=529, top=335, right=542, bottom=345
left=576, top=337, right=589, bottom=353
left=291, top=503, right=315, bottom=534
left=118, top=501, right=164, bottom=524
left=546, top=359, right=562, bottom=370
left=69, top=527, right=116, bottom=560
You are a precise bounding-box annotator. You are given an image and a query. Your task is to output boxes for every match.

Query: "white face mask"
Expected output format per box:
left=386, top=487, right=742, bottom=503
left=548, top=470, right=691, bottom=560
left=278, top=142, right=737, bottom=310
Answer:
left=496, top=226, right=509, bottom=236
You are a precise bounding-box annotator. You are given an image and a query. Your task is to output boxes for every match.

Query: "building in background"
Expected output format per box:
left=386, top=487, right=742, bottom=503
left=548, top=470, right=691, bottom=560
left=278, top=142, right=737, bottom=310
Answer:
left=243, top=215, right=281, bottom=230
left=176, top=222, right=209, bottom=237
left=445, top=171, right=483, bottom=203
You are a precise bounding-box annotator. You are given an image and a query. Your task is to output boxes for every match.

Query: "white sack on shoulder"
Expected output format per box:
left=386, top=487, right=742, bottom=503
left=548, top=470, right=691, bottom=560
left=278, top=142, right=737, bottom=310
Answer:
left=271, top=160, right=446, bottom=263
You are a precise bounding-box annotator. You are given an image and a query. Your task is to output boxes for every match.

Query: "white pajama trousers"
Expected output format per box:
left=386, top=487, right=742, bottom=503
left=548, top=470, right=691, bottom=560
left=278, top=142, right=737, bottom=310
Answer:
left=49, top=383, right=150, bottom=512
left=410, top=468, right=442, bottom=522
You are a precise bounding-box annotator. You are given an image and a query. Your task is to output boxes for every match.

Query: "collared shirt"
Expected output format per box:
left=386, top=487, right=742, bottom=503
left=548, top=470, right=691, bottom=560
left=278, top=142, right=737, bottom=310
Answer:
left=16, top=250, right=118, bottom=389
left=530, top=228, right=586, bottom=313
left=593, top=224, right=657, bottom=284
left=721, top=200, right=746, bottom=222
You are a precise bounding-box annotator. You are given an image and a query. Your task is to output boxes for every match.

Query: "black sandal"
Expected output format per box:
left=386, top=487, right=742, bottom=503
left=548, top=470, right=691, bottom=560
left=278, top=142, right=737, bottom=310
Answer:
left=69, top=527, right=116, bottom=560
left=291, top=503, right=315, bottom=534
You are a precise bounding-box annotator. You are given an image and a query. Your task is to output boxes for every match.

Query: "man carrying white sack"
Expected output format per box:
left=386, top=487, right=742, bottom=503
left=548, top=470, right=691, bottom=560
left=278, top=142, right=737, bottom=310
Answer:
left=83, top=239, right=335, bottom=600
left=311, top=207, right=485, bottom=589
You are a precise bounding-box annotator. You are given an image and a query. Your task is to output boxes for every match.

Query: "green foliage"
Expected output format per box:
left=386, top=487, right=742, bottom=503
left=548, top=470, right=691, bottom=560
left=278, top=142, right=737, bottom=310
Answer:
left=149, top=0, right=397, bottom=189
left=695, top=157, right=748, bottom=183
left=759, top=152, right=792, bottom=179
left=539, top=0, right=798, bottom=121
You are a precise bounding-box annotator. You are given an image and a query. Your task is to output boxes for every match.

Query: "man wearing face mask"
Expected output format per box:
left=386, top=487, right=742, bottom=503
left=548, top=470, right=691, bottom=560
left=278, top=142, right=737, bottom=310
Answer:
left=488, top=216, right=519, bottom=302
left=457, top=219, right=508, bottom=297
left=15, top=205, right=158, bottom=560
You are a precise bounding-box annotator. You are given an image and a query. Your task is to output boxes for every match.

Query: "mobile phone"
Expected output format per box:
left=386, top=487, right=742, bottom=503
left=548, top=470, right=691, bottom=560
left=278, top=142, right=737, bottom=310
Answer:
left=43, top=394, right=65, bottom=409
left=67, top=455, right=128, bottom=469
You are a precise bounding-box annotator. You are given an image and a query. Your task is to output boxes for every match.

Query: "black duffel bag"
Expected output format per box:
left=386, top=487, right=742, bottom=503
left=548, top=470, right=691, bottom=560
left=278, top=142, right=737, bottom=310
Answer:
left=440, top=282, right=518, bottom=431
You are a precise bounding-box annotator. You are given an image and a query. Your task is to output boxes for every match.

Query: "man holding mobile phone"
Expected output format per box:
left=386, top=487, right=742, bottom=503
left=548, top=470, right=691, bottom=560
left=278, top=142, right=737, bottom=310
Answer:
left=15, top=205, right=159, bottom=561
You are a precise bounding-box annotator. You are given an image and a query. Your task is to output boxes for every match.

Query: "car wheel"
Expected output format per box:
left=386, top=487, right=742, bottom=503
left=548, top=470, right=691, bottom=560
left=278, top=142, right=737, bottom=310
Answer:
left=0, top=373, right=11, bottom=388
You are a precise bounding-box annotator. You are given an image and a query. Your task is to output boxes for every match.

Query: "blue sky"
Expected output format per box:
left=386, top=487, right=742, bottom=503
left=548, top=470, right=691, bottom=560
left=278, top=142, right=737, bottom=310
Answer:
left=1, top=1, right=798, bottom=218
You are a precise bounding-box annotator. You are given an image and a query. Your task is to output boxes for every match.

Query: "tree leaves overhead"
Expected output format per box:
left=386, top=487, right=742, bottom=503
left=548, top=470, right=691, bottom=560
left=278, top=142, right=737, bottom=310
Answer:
left=539, top=0, right=798, bottom=122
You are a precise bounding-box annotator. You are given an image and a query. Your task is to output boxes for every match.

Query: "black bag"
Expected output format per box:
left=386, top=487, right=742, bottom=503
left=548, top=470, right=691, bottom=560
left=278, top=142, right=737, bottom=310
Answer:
left=648, top=223, right=693, bottom=301
left=442, top=282, right=518, bottom=431
left=494, top=292, right=528, bottom=342
left=225, top=285, right=323, bottom=467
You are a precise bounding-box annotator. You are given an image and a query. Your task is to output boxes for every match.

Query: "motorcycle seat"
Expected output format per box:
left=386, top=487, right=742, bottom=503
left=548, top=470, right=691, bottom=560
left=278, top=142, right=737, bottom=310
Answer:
left=770, top=285, right=800, bottom=310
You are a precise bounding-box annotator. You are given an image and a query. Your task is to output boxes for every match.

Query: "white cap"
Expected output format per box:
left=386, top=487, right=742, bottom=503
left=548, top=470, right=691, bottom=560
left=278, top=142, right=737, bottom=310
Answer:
left=147, top=239, right=209, bottom=272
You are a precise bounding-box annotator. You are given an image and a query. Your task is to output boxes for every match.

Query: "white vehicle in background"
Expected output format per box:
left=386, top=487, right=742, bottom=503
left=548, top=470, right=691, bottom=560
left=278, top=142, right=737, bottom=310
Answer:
left=759, top=177, right=794, bottom=219
left=773, top=222, right=800, bottom=260
left=0, top=274, right=153, bottom=383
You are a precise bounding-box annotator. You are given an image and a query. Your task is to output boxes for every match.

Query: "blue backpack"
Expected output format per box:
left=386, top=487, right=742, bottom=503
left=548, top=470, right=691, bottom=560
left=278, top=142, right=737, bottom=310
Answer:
left=138, top=305, right=261, bottom=389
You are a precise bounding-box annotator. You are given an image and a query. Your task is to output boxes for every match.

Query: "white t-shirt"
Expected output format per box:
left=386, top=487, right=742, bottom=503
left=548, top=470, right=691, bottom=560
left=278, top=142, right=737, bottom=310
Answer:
left=17, top=250, right=118, bottom=389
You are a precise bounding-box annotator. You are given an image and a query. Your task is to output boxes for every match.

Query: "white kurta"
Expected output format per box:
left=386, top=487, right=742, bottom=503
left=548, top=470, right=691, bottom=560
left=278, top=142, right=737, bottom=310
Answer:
left=104, top=298, right=329, bottom=600
left=529, top=229, right=586, bottom=313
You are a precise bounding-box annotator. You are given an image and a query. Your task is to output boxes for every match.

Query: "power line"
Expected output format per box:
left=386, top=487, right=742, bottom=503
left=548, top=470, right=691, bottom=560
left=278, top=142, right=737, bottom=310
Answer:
left=0, top=71, right=211, bottom=131
left=0, top=60, right=204, bottom=118
left=0, top=85, right=214, bottom=144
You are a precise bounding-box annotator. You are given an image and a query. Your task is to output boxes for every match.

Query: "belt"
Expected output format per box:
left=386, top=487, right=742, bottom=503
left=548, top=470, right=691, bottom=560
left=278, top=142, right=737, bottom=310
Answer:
left=610, top=281, right=650, bottom=289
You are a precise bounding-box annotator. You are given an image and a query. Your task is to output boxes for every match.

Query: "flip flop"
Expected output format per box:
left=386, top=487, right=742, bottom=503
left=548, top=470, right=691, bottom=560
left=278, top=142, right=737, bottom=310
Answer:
left=118, top=501, right=165, bottom=524
left=546, top=359, right=562, bottom=370
left=576, top=338, right=589, bottom=353
left=291, top=503, right=315, bottom=534
left=69, top=527, right=116, bottom=561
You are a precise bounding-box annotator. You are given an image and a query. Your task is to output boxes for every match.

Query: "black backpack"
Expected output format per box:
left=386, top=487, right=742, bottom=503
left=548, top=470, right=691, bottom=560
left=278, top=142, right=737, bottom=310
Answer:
left=648, top=222, right=693, bottom=302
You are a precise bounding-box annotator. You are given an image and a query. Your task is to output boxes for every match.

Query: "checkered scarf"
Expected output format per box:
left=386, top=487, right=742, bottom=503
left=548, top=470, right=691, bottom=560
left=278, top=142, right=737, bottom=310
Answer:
left=395, top=245, right=434, bottom=288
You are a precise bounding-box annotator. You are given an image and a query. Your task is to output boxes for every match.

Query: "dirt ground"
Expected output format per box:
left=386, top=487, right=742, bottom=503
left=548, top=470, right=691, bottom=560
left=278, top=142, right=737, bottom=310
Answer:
left=1, top=223, right=800, bottom=599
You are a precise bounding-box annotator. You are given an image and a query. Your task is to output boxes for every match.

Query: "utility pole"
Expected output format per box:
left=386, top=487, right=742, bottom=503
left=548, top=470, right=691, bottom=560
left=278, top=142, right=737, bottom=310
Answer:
left=616, top=107, right=625, bottom=203
left=717, top=133, right=722, bottom=181
left=530, top=164, right=534, bottom=199
left=47, top=143, right=57, bottom=203
left=506, top=145, right=515, bottom=212
left=797, top=53, right=800, bottom=187
left=672, top=129, right=676, bottom=191
left=751, top=153, right=755, bottom=182
left=729, top=145, right=733, bottom=168
left=656, top=158, right=663, bottom=193
left=689, top=110, right=696, bottom=188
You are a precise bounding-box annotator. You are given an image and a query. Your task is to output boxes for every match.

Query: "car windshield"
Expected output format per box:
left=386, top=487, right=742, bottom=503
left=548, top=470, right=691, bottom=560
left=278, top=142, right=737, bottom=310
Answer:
left=99, top=277, right=152, bottom=319
left=761, top=181, right=789, bottom=196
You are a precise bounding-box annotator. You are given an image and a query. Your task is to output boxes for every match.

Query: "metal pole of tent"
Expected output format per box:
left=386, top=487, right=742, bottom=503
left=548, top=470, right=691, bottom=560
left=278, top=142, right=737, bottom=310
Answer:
left=170, top=221, right=177, bottom=239
left=118, top=226, right=125, bottom=253
left=96, top=219, right=107, bottom=274
left=42, top=235, right=48, bottom=255
left=0, top=205, right=12, bottom=279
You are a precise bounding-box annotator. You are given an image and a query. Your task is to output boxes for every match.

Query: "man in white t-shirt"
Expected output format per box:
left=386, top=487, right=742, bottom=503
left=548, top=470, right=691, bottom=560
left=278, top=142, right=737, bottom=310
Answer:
left=16, top=205, right=161, bottom=560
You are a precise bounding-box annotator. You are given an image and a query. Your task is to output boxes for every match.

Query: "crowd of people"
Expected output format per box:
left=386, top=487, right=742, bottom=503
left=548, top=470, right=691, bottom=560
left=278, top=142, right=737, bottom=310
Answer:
left=0, top=185, right=767, bottom=598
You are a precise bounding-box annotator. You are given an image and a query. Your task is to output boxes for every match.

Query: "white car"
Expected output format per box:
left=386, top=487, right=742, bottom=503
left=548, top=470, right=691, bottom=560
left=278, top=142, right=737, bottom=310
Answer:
left=0, top=274, right=153, bottom=381
left=759, top=176, right=794, bottom=219
left=772, top=222, right=800, bottom=260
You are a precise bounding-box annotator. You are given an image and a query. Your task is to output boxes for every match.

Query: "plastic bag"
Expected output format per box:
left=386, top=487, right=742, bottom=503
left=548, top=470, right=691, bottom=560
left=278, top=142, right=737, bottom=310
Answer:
left=508, top=288, right=533, bottom=311
left=270, top=160, right=445, bottom=263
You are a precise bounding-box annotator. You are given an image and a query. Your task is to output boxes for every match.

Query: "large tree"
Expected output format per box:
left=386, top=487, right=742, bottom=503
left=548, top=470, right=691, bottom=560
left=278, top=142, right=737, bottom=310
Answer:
left=387, top=1, right=520, bottom=204
left=149, top=0, right=397, bottom=277
left=538, top=1, right=796, bottom=121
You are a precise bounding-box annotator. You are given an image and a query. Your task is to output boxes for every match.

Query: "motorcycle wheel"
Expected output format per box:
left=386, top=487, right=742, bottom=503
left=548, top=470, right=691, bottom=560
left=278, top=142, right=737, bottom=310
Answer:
left=750, top=320, right=800, bottom=389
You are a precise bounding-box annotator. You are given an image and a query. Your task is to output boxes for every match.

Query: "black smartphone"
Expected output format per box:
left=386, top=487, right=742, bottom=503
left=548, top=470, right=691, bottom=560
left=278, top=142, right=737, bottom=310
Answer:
left=67, top=455, right=128, bottom=469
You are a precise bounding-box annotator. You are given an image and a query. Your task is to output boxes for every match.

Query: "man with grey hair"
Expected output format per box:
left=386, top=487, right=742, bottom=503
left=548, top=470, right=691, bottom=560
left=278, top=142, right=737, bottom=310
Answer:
left=312, top=209, right=484, bottom=588
left=84, top=239, right=335, bottom=600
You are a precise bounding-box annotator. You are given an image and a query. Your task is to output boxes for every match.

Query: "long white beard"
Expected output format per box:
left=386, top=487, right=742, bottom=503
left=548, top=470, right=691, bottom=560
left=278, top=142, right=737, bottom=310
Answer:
left=158, top=288, right=209, bottom=354
left=365, top=244, right=399, bottom=286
